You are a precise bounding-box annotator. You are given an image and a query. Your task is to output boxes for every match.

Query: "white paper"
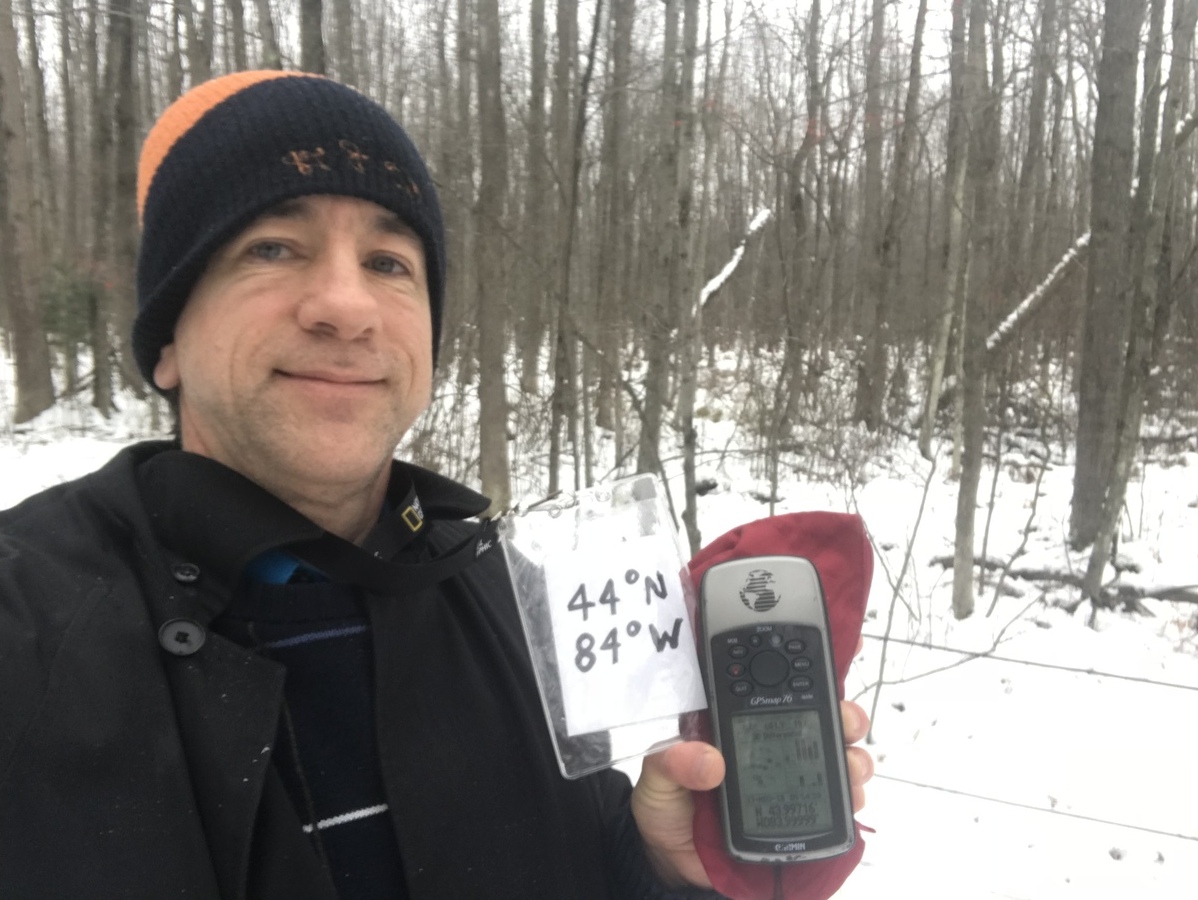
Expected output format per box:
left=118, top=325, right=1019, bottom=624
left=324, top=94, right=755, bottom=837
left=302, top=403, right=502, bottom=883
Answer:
left=542, top=533, right=708, bottom=736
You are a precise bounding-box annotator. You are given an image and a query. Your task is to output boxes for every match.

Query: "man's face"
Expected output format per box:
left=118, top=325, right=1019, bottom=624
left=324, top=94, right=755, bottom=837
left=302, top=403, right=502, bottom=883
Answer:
left=153, top=195, right=433, bottom=499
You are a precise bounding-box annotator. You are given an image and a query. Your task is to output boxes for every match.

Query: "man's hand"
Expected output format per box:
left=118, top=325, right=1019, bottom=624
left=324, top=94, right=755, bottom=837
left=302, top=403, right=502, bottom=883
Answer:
left=631, top=700, right=875, bottom=888
left=631, top=740, right=725, bottom=888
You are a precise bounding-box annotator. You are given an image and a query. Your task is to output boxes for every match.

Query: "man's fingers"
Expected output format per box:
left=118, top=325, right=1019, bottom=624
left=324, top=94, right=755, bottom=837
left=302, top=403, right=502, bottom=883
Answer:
left=640, top=741, right=725, bottom=795
left=840, top=699, right=869, bottom=744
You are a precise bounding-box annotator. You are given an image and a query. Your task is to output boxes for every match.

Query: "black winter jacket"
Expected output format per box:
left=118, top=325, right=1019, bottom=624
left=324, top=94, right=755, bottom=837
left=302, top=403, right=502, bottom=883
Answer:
left=0, top=442, right=671, bottom=899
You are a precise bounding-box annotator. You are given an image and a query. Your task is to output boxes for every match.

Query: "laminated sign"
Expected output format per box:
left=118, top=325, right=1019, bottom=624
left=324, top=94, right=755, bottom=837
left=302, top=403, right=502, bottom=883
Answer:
left=501, top=475, right=708, bottom=778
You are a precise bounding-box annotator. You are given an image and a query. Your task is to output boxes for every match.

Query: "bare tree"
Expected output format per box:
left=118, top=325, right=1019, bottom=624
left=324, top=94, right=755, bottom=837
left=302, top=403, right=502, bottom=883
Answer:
left=636, top=0, right=682, bottom=478
left=253, top=0, right=282, bottom=69
left=300, top=0, right=326, bottom=74
left=111, top=0, right=142, bottom=390
left=0, top=0, right=55, bottom=421
left=951, top=0, right=998, bottom=621
left=1084, top=0, right=1198, bottom=600
left=1069, top=0, right=1147, bottom=549
left=18, top=0, right=56, bottom=261
left=332, top=0, right=357, bottom=86
left=853, top=0, right=888, bottom=431
left=474, top=0, right=511, bottom=513
left=518, top=0, right=550, bottom=398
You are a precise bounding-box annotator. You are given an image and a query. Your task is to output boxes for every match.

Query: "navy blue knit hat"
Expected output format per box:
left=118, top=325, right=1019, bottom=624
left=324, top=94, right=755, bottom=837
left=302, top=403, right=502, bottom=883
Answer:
left=133, top=71, right=445, bottom=386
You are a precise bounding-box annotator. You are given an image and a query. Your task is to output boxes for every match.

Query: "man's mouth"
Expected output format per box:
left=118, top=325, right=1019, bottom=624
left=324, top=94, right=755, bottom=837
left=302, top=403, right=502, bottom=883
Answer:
left=277, top=369, right=384, bottom=385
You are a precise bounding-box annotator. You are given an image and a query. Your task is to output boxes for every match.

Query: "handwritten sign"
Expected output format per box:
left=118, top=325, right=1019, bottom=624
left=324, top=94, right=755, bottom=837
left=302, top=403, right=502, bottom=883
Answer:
left=543, top=534, right=707, bottom=736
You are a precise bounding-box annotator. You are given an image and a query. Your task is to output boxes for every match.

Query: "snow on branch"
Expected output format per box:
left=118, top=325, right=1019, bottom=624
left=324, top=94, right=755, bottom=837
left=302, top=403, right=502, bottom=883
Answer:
left=986, top=232, right=1091, bottom=355
left=699, top=207, right=773, bottom=312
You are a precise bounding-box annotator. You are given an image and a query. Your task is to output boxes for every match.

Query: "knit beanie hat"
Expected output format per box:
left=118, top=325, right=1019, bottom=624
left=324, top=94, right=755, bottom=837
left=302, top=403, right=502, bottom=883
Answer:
left=133, top=70, right=446, bottom=386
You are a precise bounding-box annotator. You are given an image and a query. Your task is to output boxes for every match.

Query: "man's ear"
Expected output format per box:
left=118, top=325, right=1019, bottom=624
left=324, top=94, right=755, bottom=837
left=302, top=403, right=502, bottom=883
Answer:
left=153, top=344, right=181, bottom=391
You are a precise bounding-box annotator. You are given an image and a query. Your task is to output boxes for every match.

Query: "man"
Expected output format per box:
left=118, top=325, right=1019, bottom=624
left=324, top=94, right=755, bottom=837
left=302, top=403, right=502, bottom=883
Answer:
left=0, top=72, right=872, bottom=898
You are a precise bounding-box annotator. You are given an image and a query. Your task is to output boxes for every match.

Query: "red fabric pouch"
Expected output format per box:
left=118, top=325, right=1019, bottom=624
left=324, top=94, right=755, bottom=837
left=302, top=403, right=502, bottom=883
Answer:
left=687, top=512, right=873, bottom=900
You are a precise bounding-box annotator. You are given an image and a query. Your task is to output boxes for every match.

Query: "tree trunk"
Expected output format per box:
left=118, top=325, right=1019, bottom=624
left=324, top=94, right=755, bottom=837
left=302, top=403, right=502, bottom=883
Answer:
left=228, top=0, right=248, bottom=71
left=0, top=0, right=55, bottom=422
left=110, top=0, right=141, bottom=391
left=519, top=0, right=549, bottom=398
left=852, top=0, right=887, bottom=431
left=637, top=0, right=680, bottom=477
left=332, top=0, right=357, bottom=86
left=166, top=0, right=183, bottom=100
left=1011, top=0, right=1056, bottom=281
left=920, top=0, right=970, bottom=459
left=1084, top=0, right=1198, bottom=601
left=450, top=0, right=477, bottom=383
left=951, top=0, right=997, bottom=621
left=89, top=0, right=115, bottom=416
left=593, top=0, right=635, bottom=433
left=18, top=0, right=56, bottom=261
left=1069, top=0, right=1147, bottom=548
left=547, top=0, right=578, bottom=492
left=253, top=0, right=282, bottom=69
left=59, top=0, right=79, bottom=260
left=675, top=0, right=702, bottom=555
left=300, top=0, right=326, bottom=75
left=475, top=0, right=511, bottom=514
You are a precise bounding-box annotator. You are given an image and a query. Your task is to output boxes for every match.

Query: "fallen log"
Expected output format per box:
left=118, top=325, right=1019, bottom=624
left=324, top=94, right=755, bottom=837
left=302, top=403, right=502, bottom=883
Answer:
left=929, top=555, right=1198, bottom=606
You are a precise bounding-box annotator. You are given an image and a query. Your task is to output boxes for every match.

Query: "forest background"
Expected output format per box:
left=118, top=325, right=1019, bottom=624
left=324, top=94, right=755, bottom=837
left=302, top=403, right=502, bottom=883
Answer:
left=3, top=0, right=1198, bottom=623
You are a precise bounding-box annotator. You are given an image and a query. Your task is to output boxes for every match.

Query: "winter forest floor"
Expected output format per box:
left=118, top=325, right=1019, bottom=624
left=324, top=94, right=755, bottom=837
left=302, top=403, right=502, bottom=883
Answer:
left=2, top=354, right=1196, bottom=899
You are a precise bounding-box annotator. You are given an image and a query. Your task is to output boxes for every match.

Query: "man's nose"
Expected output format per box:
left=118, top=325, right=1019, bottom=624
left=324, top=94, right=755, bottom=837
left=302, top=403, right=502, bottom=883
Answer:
left=296, top=247, right=381, bottom=339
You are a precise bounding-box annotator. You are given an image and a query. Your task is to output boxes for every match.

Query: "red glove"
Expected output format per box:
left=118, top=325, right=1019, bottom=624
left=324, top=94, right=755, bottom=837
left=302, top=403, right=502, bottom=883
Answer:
left=688, top=512, right=872, bottom=900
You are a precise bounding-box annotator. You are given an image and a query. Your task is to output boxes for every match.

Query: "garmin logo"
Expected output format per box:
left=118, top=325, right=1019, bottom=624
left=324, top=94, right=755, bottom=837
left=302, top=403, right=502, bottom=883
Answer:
left=739, top=569, right=780, bottom=612
left=775, top=841, right=807, bottom=852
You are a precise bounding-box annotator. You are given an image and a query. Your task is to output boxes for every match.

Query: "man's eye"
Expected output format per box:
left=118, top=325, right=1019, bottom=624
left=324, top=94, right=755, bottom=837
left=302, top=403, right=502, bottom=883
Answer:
left=368, top=255, right=408, bottom=275
left=248, top=241, right=288, bottom=260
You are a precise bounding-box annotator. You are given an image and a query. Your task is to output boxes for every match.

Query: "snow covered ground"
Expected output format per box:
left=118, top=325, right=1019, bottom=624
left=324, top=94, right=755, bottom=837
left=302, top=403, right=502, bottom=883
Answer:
left=2, top=378, right=1196, bottom=899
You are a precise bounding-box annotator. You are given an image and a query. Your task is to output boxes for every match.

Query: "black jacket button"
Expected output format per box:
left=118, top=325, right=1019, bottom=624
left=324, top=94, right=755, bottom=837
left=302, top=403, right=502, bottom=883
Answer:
left=159, top=619, right=206, bottom=656
left=171, top=562, right=201, bottom=583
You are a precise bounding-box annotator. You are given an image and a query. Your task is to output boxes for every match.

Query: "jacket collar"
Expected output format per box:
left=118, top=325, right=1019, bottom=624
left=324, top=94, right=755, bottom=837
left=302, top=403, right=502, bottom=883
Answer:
left=134, top=447, right=491, bottom=592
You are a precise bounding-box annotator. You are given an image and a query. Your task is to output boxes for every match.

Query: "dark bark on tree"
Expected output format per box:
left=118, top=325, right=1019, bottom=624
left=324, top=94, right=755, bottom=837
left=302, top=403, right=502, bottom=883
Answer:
left=1084, top=0, right=1198, bottom=602
left=181, top=0, right=212, bottom=85
left=227, top=0, right=248, bottom=71
left=167, top=0, right=183, bottom=99
left=547, top=0, right=580, bottom=493
left=59, top=0, right=79, bottom=263
left=853, top=0, right=887, bottom=431
left=636, top=0, right=680, bottom=478
left=475, top=0, right=511, bottom=514
left=1070, top=0, right=1147, bottom=549
left=300, top=0, right=326, bottom=75
left=676, top=0, right=701, bottom=555
left=449, top=0, right=476, bottom=383
left=519, top=0, right=549, bottom=398
left=332, top=0, right=357, bottom=86
left=89, top=0, right=115, bottom=416
left=1012, top=0, right=1056, bottom=282
left=920, top=0, right=970, bottom=460
left=110, top=0, right=142, bottom=392
left=18, top=0, right=56, bottom=260
left=593, top=0, right=635, bottom=434
left=253, top=0, right=282, bottom=70
left=952, top=0, right=996, bottom=621
left=0, top=0, right=55, bottom=422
